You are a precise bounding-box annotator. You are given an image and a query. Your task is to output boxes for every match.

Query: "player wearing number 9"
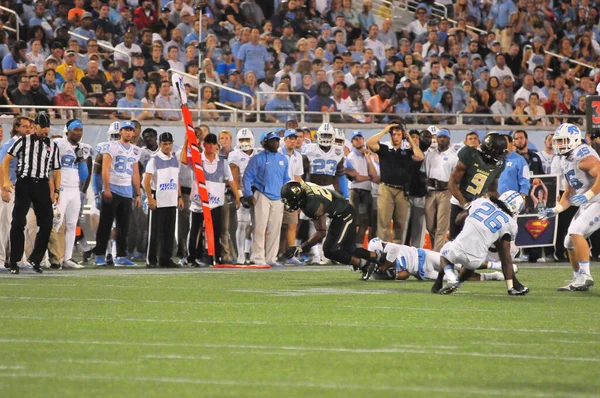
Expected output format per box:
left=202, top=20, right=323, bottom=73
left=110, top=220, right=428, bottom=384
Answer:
left=448, top=132, right=508, bottom=240
left=93, top=121, right=142, bottom=267
left=537, top=123, right=600, bottom=292
left=432, top=191, right=529, bottom=296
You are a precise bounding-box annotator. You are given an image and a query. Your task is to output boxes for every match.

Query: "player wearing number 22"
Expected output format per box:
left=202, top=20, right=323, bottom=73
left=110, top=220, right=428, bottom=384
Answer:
left=281, top=181, right=381, bottom=279
left=538, top=123, right=600, bottom=292
left=432, top=191, right=529, bottom=296
left=448, top=133, right=508, bottom=239
left=94, top=121, right=142, bottom=266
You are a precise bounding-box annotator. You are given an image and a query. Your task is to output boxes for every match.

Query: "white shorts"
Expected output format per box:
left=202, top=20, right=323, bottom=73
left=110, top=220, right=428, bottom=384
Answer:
left=423, top=249, right=441, bottom=279
left=567, top=202, right=600, bottom=237
left=440, top=241, right=483, bottom=271
left=237, top=206, right=252, bottom=224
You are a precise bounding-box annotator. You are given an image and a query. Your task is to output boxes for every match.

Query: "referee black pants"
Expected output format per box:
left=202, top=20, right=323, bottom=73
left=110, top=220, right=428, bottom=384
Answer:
left=9, top=178, right=53, bottom=266
left=147, top=206, right=176, bottom=266
left=188, top=206, right=223, bottom=264
left=95, top=193, right=132, bottom=258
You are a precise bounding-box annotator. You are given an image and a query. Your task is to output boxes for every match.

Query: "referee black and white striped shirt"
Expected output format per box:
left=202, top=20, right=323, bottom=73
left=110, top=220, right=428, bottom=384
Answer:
left=7, top=134, right=61, bottom=179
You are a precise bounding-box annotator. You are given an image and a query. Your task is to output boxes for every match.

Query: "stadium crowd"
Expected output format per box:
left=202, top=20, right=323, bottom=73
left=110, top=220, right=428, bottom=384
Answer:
left=0, top=0, right=599, bottom=123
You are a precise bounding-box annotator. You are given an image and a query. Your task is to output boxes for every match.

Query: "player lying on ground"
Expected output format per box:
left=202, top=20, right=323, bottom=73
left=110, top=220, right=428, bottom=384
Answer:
left=367, top=238, right=513, bottom=281
left=539, top=123, right=599, bottom=292
left=431, top=190, right=530, bottom=296
left=281, top=180, right=380, bottom=279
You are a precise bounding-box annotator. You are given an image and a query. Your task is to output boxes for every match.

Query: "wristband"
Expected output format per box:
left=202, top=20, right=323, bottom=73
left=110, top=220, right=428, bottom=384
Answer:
left=584, top=190, right=595, bottom=201
left=54, top=189, right=60, bottom=194
left=553, top=204, right=564, bottom=214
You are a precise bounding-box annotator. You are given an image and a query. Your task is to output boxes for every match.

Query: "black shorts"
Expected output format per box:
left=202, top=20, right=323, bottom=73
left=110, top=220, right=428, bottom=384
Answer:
left=322, top=206, right=357, bottom=264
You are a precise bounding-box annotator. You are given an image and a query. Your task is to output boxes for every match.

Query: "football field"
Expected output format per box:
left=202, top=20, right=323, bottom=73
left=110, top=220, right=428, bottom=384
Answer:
left=0, top=264, right=599, bottom=397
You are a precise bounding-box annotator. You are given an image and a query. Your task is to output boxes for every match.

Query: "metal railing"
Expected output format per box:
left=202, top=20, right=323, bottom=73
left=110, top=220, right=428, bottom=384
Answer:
left=0, top=6, right=19, bottom=42
left=68, top=31, right=132, bottom=68
left=0, top=105, right=586, bottom=129
left=256, top=91, right=306, bottom=123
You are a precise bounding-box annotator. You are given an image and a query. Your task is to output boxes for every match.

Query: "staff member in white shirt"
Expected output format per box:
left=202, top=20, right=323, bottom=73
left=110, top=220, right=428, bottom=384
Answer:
left=423, top=128, right=458, bottom=252
left=278, top=129, right=305, bottom=265
left=346, top=130, right=378, bottom=248
left=144, top=132, right=184, bottom=268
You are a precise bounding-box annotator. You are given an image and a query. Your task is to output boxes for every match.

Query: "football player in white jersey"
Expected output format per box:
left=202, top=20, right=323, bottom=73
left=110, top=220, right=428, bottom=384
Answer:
left=229, top=128, right=261, bottom=264
left=539, top=123, right=600, bottom=291
left=432, top=190, right=529, bottom=296
left=367, top=238, right=510, bottom=282
left=301, top=123, right=346, bottom=263
left=85, top=121, right=121, bottom=264
left=52, top=120, right=90, bottom=268
left=94, top=121, right=142, bottom=266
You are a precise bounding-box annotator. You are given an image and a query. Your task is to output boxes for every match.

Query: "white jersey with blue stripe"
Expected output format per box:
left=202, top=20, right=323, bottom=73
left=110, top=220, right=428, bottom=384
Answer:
left=103, top=141, right=141, bottom=197
left=383, top=243, right=427, bottom=280
left=456, top=198, right=518, bottom=260
left=55, top=137, right=81, bottom=189
left=560, top=143, right=600, bottom=204
left=301, top=143, right=344, bottom=177
left=228, top=148, right=261, bottom=178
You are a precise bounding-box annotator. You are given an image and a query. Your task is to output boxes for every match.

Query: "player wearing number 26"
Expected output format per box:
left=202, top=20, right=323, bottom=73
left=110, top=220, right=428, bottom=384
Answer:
left=538, top=123, right=600, bottom=292
left=94, top=121, right=142, bottom=266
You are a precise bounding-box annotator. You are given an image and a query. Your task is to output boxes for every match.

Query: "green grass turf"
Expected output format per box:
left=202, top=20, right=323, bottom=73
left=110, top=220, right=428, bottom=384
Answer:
left=0, top=265, right=599, bottom=397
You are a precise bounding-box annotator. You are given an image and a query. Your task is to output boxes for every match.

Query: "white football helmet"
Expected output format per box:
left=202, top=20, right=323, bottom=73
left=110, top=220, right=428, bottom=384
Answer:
left=368, top=237, right=384, bottom=258
left=107, top=121, right=121, bottom=141
left=333, top=128, right=345, bottom=146
left=552, top=123, right=582, bottom=155
left=498, top=190, right=524, bottom=217
left=427, top=125, right=439, bottom=135
left=236, top=128, right=255, bottom=151
left=427, top=125, right=439, bottom=148
left=316, top=123, right=335, bottom=147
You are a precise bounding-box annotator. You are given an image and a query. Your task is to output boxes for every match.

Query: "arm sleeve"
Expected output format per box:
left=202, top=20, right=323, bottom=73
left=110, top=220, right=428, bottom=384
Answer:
left=77, top=159, right=89, bottom=181
left=242, top=155, right=257, bottom=197
left=92, top=173, right=103, bottom=195
left=52, top=142, right=61, bottom=170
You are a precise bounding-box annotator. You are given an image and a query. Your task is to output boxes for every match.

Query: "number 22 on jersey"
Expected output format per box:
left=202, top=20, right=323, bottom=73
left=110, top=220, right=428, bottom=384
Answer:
left=306, top=183, right=333, bottom=200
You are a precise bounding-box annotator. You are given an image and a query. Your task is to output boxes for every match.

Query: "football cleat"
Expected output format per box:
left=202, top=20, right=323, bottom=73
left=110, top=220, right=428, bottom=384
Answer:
left=569, top=273, right=594, bottom=291
left=63, top=259, right=84, bottom=269
left=508, top=284, right=529, bottom=295
left=439, top=281, right=460, bottom=295
left=114, top=257, right=136, bottom=267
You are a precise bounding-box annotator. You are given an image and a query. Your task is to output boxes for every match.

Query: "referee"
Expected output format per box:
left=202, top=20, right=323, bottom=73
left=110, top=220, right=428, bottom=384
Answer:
left=1, top=113, right=61, bottom=274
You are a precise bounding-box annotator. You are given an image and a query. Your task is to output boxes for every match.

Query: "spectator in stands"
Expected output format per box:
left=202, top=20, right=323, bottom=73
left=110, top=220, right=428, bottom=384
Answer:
left=366, top=84, right=393, bottom=123
left=440, top=74, right=467, bottom=111
left=422, top=76, right=442, bottom=110
left=156, top=6, right=175, bottom=40
left=2, top=41, right=28, bottom=88
left=80, top=61, right=105, bottom=97
left=144, top=43, right=170, bottom=74
left=265, top=83, right=297, bottom=123
left=219, top=71, right=252, bottom=110
left=490, top=89, right=514, bottom=124
left=104, top=66, right=126, bottom=101
left=406, top=6, right=429, bottom=40
left=139, top=82, right=159, bottom=120
left=307, top=81, right=337, bottom=122
left=542, top=88, right=561, bottom=125
left=155, top=80, right=181, bottom=121
left=241, top=0, right=265, bottom=28
left=558, top=89, right=577, bottom=123
left=128, top=66, right=148, bottom=100
left=11, top=74, right=35, bottom=108
left=41, top=69, right=61, bottom=101
left=199, top=86, right=220, bottom=121
left=26, top=39, right=45, bottom=74
left=524, top=93, right=547, bottom=126
left=133, top=0, right=158, bottom=30
left=237, top=28, right=270, bottom=81
left=114, top=31, right=142, bottom=68
left=56, top=49, right=84, bottom=83
left=117, top=82, right=143, bottom=119
left=72, top=12, right=96, bottom=51
left=490, top=53, right=514, bottom=82
left=27, top=75, right=48, bottom=106
left=53, top=81, right=80, bottom=119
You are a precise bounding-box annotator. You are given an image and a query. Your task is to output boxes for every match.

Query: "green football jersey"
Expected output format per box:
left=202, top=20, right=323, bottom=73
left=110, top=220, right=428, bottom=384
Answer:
left=301, top=182, right=349, bottom=219
left=457, top=146, right=505, bottom=202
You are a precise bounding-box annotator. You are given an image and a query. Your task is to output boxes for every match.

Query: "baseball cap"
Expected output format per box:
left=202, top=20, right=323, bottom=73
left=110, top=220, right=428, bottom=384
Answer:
left=481, top=67, right=490, bottom=73
left=490, top=40, right=500, bottom=46
left=124, top=81, right=135, bottom=88
left=181, top=9, right=191, bottom=16
left=437, top=128, right=450, bottom=138
left=320, top=23, right=332, bottom=31
left=400, top=76, right=410, bottom=83
left=161, top=6, right=170, bottom=12
left=81, top=11, right=93, bottom=19
left=459, top=51, right=470, bottom=57
left=265, top=131, right=281, bottom=141
left=351, top=130, right=363, bottom=139
left=284, top=129, right=298, bottom=138
left=444, top=74, right=455, bottom=80
left=120, top=121, right=135, bottom=130
left=159, top=132, right=174, bottom=142
left=204, top=133, right=218, bottom=144
left=65, top=49, right=76, bottom=56
left=472, top=53, right=482, bottom=60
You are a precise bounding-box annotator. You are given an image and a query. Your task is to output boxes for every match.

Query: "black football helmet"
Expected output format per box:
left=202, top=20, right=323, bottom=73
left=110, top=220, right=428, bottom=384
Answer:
left=480, top=132, right=508, bottom=165
left=281, top=181, right=306, bottom=211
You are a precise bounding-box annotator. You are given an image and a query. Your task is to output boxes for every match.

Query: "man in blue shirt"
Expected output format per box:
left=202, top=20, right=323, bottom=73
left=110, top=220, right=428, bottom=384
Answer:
left=498, top=135, right=530, bottom=197
left=117, top=82, right=143, bottom=119
left=265, top=83, right=297, bottom=123
left=243, top=132, right=290, bottom=267
left=422, top=77, right=443, bottom=110
left=219, top=71, right=254, bottom=109
left=236, top=28, right=270, bottom=81
left=0, top=117, right=32, bottom=268
left=486, top=0, right=518, bottom=50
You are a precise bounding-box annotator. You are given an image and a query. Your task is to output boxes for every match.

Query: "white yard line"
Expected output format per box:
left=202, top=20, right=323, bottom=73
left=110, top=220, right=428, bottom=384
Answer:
left=0, top=372, right=590, bottom=397
left=1, top=314, right=598, bottom=336
left=0, top=338, right=598, bottom=363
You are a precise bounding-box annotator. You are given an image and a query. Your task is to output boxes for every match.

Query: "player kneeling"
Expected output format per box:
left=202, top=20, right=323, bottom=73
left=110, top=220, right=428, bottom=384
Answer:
left=431, top=190, right=529, bottom=296
left=281, top=181, right=380, bottom=279
left=367, top=238, right=508, bottom=282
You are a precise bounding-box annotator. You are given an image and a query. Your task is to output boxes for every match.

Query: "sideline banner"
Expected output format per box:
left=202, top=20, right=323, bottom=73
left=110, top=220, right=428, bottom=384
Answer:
left=515, top=174, right=559, bottom=248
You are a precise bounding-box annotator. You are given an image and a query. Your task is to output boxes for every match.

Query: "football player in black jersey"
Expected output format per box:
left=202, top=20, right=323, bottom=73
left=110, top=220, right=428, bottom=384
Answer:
left=281, top=181, right=381, bottom=279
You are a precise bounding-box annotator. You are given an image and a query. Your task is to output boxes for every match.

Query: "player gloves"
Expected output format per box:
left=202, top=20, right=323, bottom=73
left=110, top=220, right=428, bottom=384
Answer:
left=538, top=204, right=563, bottom=220
left=94, top=194, right=102, bottom=210
left=571, top=190, right=595, bottom=206
left=284, top=246, right=302, bottom=259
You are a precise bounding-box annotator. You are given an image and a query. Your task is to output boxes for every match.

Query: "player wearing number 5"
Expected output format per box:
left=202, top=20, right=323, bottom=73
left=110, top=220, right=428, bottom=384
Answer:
left=448, top=133, right=508, bottom=240
left=538, top=123, right=600, bottom=292
left=94, top=121, right=142, bottom=266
